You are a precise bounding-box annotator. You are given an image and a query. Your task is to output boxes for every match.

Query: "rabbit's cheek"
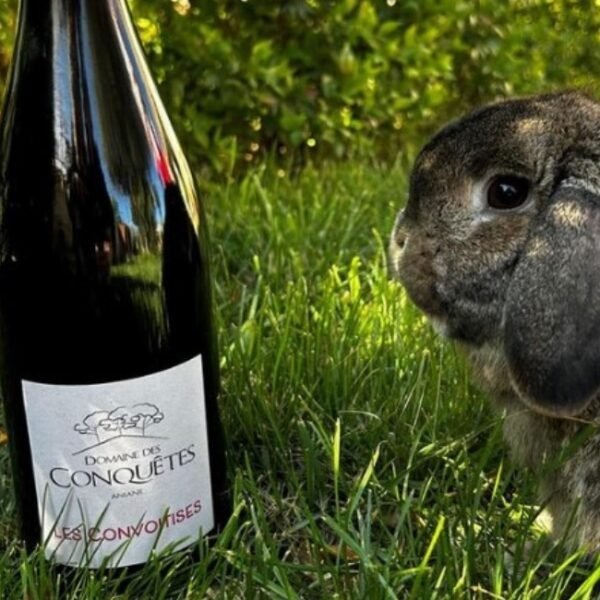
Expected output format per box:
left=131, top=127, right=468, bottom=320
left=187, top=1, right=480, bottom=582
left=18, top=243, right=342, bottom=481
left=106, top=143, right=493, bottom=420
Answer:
left=395, top=238, right=445, bottom=317
left=431, top=252, right=447, bottom=278
left=399, top=265, right=443, bottom=317
left=429, top=252, right=511, bottom=345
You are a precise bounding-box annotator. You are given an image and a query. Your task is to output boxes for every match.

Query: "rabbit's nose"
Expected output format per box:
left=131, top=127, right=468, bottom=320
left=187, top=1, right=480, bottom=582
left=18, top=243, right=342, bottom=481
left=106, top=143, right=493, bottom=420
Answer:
left=394, top=228, right=407, bottom=250
left=393, top=212, right=409, bottom=249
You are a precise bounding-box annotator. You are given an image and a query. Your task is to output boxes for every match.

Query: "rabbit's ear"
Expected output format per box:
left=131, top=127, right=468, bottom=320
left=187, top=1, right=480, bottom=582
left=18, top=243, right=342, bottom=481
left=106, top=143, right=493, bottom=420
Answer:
left=504, top=185, right=600, bottom=417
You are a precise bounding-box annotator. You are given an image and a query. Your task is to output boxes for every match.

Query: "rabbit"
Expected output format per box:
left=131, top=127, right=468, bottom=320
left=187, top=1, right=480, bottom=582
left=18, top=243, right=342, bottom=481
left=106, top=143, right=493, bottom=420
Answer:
left=389, top=91, right=600, bottom=553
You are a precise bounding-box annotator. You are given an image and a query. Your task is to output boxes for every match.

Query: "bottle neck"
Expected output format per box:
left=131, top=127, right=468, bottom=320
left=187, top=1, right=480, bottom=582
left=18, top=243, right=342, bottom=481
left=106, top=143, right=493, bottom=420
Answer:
left=17, top=0, right=131, bottom=28
left=12, top=0, right=138, bottom=82
left=11, top=0, right=136, bottom=89
left=8, top=0, right=173, bottom=180
left=3, top=0, right=182, bottom=197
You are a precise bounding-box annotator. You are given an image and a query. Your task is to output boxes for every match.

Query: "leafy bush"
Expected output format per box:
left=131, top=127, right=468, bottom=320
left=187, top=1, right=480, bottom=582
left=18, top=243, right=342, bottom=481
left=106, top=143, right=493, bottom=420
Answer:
left=2, top=0, right=600, bottom=176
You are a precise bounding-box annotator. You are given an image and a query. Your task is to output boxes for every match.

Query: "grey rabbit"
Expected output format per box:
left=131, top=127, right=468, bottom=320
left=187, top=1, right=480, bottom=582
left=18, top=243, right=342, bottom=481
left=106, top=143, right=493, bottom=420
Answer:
left=389, top=91, right=600, bottom=553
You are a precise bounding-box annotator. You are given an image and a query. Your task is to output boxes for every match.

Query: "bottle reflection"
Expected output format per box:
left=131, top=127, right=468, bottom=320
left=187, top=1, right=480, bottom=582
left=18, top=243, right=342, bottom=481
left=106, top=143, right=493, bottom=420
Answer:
left=0, top=0, right=215, bottom=382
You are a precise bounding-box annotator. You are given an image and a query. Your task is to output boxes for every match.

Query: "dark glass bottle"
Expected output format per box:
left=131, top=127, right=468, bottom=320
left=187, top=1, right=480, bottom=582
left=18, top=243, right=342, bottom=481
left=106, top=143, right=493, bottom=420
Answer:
left=0, top=0, right=229, bottom=568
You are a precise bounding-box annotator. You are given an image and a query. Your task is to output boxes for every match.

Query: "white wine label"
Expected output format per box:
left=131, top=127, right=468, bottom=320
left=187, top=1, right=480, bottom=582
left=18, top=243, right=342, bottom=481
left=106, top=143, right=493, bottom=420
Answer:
left=22, top=354, right=214, bottom=568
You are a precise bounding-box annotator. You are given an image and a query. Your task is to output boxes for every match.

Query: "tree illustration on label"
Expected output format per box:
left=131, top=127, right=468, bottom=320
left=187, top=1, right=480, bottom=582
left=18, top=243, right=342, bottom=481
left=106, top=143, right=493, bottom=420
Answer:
left=73, top=403, right=166, bottom=454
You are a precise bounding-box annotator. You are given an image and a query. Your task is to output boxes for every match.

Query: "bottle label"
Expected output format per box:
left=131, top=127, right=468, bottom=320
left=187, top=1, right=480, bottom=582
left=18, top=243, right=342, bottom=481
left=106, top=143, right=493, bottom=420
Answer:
left=22, top=354, right=214, bottom=568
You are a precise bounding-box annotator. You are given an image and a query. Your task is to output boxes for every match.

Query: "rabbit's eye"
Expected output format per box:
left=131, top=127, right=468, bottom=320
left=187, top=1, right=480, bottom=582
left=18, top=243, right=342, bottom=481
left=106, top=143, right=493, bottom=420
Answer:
left=487, top=175, right=530, bottom=210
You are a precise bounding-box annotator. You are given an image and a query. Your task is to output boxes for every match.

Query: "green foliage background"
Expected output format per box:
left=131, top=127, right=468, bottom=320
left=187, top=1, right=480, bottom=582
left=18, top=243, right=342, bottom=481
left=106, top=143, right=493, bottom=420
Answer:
left=1, top=0, right=600, bottom=174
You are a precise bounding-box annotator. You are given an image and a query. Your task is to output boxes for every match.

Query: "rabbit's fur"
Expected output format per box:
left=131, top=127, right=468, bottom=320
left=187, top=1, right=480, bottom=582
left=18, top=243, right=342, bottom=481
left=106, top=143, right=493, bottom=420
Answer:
left=389, top=91, right=600, bottom=552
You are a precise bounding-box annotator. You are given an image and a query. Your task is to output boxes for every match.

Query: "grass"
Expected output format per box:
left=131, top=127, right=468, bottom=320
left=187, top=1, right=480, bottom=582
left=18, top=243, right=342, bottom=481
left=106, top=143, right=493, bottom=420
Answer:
left=1, top=159, right=600, bottom=597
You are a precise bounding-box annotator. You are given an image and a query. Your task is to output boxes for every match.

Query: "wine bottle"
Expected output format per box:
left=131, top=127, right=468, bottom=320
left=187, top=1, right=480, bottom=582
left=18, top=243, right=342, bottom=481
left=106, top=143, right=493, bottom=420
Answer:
left=0, top=0, right=229, bottom=568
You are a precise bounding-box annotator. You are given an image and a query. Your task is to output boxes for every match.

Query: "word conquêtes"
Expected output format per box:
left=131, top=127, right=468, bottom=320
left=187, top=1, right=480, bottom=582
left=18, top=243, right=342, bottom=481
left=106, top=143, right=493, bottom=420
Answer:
left=49, top=445, right=197, bottom=488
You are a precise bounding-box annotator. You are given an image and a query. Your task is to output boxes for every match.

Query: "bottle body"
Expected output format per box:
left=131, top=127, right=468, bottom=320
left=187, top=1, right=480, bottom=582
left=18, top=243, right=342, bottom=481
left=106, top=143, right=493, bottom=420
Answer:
left=0, top=0, right=228, bottom=567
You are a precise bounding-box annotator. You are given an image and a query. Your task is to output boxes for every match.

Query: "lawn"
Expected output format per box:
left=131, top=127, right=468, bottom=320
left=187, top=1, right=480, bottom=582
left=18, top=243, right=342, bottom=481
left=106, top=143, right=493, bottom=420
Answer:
left=0, top=160, right=598, bottom=598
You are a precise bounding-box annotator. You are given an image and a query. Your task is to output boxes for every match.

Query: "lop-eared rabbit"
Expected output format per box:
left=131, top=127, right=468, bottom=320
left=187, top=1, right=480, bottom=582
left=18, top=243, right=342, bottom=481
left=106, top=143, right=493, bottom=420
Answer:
left=389, top=92, right=600, bottom=552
